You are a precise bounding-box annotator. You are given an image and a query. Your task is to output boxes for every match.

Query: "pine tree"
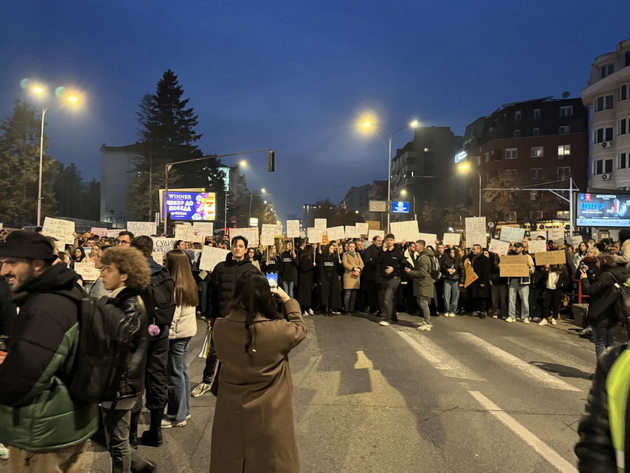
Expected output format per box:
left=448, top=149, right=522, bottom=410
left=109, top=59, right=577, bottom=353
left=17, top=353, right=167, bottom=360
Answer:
left=129, top=70, right=203, bottom=220
left=0, top=101, right=60, bottom=225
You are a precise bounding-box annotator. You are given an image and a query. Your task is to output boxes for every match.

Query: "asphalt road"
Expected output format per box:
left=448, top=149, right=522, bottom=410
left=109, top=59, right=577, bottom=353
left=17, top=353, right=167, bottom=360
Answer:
left=2, top=312, right=598, bottom=472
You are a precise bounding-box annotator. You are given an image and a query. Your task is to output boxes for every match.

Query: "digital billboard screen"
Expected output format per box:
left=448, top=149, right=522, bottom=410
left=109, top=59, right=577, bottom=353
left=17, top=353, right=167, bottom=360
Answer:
left=165, top=192, right=216, bottom=221
left=577, top=193, right=630, bottom=227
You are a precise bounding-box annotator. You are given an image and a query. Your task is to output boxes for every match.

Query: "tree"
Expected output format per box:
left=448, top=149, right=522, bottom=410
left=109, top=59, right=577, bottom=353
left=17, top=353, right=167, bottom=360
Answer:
left=53, top=163, right=83, bottom=217
left=129, top=70, right=203, bottom=221
left=332, top=208, right=365, bottom=227
left=0, top=101, right=60, bottom=225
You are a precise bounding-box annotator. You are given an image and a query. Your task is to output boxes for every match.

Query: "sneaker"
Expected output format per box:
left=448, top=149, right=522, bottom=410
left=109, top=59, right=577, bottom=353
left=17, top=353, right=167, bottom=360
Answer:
left=417, top=323, right=431, bottom=331
left=378, top=320, right=391, bottom=327
left=191, top=382, right=212, bottom=398
left=492, top=314, right=498, bottom=319
left=303, top=311, right=309, bottom=316
left=186, top=414, right=192, bottom=420
left=308, top=308, right=314, bottom=316
left=505, top=318, right=516, bottom=323
left=532, top=317, right=541, bottom=322
left=550, top=318, right=558, bottom=325
left=522, top=318, right=530, bottom=324
left=0, top=443, right=9, bottom=460
left=538, top=319, right=548, bottom=326
left=331, top=311, right=342, bottom=315
left=161, top=419, right=187, bottom=429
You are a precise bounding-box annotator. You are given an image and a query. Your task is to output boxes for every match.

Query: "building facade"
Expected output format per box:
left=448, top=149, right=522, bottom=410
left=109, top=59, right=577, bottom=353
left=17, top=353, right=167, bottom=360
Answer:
left=582, top=37, right=630, bottom=191
left=462, top=97, right=588, bottom=222
left=99, top=143, right=143, bottom=225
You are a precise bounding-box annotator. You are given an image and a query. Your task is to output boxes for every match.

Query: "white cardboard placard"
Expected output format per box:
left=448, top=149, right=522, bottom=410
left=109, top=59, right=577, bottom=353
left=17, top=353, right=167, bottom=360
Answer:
left=356, top=222, right=369, bottom=236
left=499, top=226, right=525, bottom=243
left=443, top=233, right=461, bottom=246
left=127, top=221, right=157, bottom=237
left=547, top=228, right=565, bottom=243
left=528, top=239, right=547, bottom=254
left=465, top=217, right=487, bottom=248
left=418, top=233, right=438, bottom=246
left=326, top=226, right=345, bottom=241
left=488, top=239, right=510, bottom=256
left=390, top=221, right=419, bottom=243
left=74, top=261, right=101, bottom=281
left=199, top=246, right=230, bottom=271
left=230, top=228, right=259, bottom=247
left=314, top=218, right=327, bottom=230
left=368, top=230, right=385, bottom=241
left=42, top=217, right=75, bottom=248
left=286, top=220, right=301, bottom=238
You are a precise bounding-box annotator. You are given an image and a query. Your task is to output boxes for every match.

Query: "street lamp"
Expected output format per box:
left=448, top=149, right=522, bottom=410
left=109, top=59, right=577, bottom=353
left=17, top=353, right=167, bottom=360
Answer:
left=400, top=189, right=416, bottom=220
left=457, top=161, right=482, bottom=217
left=27, top=83, right=82, bottom=226
left=361, top=118, right=419, bottom=232
left=248, top=188, right=271, bottom=224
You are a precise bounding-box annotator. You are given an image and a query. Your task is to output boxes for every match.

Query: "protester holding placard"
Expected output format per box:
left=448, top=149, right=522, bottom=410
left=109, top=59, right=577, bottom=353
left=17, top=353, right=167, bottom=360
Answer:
left=538, top=264, right=570, bottom=326
left=281, top=241, right=298, bottom=298
left=506, top=243, right=535, bottom=323
left=440, top=247, right=465, bottom=317
left=465, top=244, right=491, bottom=318
left=318, top=241, right=343, bottom=316
left=262, top=245, right=283, bottom=288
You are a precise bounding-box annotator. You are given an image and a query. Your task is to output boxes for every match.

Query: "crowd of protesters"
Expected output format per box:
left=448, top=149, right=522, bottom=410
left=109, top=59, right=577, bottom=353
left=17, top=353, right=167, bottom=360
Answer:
left=2, top=224, right=630, bottom=472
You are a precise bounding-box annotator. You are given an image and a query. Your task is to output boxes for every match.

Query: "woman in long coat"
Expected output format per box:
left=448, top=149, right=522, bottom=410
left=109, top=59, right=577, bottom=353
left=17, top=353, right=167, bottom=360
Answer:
left=342, top=241, right=364, bottom=313
left=211, top=271, right=307, bottom=473
left=297, top=245, right=316, bottom=315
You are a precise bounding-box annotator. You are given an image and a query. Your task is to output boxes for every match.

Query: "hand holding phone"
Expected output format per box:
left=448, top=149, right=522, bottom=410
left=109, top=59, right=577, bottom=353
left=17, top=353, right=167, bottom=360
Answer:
left=266, top=273, right=279, bottom=291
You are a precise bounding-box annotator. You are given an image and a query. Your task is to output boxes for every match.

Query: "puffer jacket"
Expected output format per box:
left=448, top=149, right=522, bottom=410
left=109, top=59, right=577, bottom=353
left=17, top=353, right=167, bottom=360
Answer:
left=408, top=248, right=436, bottom=298
left=169, top=305, right=198, bottom=339
left=0, top=263, right=98, bottom=452
left=108, top=287, right=149, bottom=401
left=581, top=266, right=630, bottom=329
left=209, top=253, right=258, bottom=320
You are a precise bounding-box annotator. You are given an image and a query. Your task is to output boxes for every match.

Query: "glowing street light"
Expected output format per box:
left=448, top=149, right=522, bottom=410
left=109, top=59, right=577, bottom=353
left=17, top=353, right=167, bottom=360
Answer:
left=457, top=161, right=482, bottom=217
left=359, top=116, right=419, bottom=231
left=400, top=189, right=417, bottom=221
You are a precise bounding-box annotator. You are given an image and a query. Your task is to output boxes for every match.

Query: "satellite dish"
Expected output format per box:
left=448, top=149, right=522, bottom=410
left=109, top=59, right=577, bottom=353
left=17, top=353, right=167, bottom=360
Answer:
left=562, top=91, right=570, bottom=98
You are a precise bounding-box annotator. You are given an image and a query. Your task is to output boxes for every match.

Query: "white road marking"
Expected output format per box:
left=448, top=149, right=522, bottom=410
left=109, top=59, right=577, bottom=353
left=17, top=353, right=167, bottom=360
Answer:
left=469, top=390, right=578, bottom=473
left=397, top=330, right=485, bottom=381
left=504, top=336, right=594, bottom=375
left=456, top=332, right=580, bottom=391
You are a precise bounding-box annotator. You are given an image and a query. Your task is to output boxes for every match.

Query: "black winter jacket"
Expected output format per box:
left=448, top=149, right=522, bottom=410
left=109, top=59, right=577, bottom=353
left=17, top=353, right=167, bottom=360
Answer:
left=440, top=254, right=465, bottom=282
left=375, top=245, right=405, bottom=284
left=582, top=266, right=630, bottom=329
left=281, top=251, right=298, bottom=282
left=362, top=244, right=382, bottom=282
left=209, top=254, right=258, bottom=320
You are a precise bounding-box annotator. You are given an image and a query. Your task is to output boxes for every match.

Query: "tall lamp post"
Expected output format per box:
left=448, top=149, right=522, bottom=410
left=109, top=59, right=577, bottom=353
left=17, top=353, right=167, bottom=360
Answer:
left=361, top=119, right=419, bottom=232
left=400, top=189, right=416, bottom=220
left=248, top=188, right=270, bottom=224
left=28, top=84, right=82, bottom=226
left=457, top=162, right=482, bottom=217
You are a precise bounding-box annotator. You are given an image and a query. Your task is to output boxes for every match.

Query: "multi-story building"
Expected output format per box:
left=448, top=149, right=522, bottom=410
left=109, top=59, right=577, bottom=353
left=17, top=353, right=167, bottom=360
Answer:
left=390, top=126, right=463, bottom=219
left=582, top=37, right=630, bottom=191
left=462, top=97, right=588, bottom=222
left=341, top=184, right=370, bottom=216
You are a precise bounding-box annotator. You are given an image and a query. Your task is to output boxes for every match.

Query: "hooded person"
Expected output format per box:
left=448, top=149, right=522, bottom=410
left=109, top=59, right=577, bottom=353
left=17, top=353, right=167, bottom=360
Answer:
left=0, top=231, right=98, bottom=472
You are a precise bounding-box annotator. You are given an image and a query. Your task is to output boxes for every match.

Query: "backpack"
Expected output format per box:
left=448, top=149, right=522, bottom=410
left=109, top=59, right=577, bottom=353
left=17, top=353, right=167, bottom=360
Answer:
left=430, top=256, right=441, bottom=282
left=146, top=268, right=176, bottom=328
left=64, top=295, right=144, bottom=403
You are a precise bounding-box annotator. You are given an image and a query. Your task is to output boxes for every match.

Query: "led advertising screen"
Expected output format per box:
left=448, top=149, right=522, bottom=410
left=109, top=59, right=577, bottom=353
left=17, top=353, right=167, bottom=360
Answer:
left=165, top=191, right=216, bottom=221
left=577, top=193, right=630, bottom=227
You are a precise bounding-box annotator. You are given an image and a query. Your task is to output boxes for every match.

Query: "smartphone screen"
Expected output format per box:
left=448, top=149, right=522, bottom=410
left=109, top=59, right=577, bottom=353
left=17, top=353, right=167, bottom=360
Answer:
left=266, top=273, right=278, bottom=290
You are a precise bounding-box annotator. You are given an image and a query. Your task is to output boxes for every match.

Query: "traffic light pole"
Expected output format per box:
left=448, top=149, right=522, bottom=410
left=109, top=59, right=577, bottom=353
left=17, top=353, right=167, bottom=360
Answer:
left=163, top=148, right=274, bottom=235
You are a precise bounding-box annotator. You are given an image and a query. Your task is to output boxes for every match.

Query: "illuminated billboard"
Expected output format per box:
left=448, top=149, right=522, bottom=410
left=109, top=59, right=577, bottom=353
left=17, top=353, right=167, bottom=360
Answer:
left=577, top=193, right=630, bottom=227
left=164, top=191, right=216, bottom=221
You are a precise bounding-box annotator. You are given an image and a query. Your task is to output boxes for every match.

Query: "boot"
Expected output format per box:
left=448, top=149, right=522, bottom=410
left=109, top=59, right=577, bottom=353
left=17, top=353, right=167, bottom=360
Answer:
left=129, top=410, right=140, bottom=449
left=141, top=409, right=163, bottom=447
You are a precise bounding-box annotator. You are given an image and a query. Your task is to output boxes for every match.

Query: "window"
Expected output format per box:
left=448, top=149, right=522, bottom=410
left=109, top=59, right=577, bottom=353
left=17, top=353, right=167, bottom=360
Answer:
left=505, top=148, right=518, bottom=159
left=558, top=145, right=571, bottom=158
left=557, top=167, right=571, bottom=180
left=515, top=110, right=522, bottom=121
left=619, top=118, right=629, bottom=135
left=477, top=156, right=482, bottom=166
left=595, top=127, right=615, bottom=143
left=620, top=153, right=629, bottom=169
left=533, top=109, right=540, bottom=119
left=595, top=159, right=614, bottom=175
left=532, top=128, right=540, bottom=136
left=530, top=168, right=543, bottom=180
left=504, top=169, right=517, bottom=178
left=625, top=51, right=630, bottom=68
left=560, top=106, right=573, bottom=117
left=601, top=64, right=614, bottom=79
left=559, top=125, right=571, bottom=134
left=531, top=146, right=544, bottom=157
left=621, top=84, right=630, bottom=101
left=595, top=95, right=614, bottom=111
left=514, top=129, right=521, bottom=138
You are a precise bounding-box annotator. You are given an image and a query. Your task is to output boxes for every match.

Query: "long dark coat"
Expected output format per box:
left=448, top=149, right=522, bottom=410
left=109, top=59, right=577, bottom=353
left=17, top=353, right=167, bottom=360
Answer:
left=210, top=299, right=307, bottom=473
left=466, top=253, right=491, bottom=298
left=297, top=255, right=315, bottom=307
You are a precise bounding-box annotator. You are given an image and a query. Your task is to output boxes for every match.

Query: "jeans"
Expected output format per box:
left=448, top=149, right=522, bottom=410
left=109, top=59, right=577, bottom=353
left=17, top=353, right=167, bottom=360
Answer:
left=282, top=280, right=295, bottom=299
left=380, top=277, right=401, bottom=322
left=416, top=296, right=432, bottom=324
left=508, top=279, right=530, bottom=320
left=592, top=327, right=614, bottom=360
left=102, top=406, right=151, bottom=473
left=443, top=279, right=460, bottom=314
left=344, top=289, right=358, bottom=312
left=167, top=337, right=192, bottom=423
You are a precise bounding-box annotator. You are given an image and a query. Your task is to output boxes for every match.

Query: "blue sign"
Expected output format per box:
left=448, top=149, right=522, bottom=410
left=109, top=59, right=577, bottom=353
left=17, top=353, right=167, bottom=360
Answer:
left=391, top=201, right=410, bottom=214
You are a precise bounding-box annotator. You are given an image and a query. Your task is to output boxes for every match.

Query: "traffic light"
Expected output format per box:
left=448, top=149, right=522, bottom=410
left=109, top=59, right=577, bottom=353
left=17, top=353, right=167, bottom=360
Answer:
left=268, top=149, right=275, bottom=172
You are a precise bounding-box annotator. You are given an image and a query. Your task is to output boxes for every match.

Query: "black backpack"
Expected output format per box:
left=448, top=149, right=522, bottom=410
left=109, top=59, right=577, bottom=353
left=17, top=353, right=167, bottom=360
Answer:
left=146, top=268, right=176, bottom=329
left=65, top=295, right=145, bottom=403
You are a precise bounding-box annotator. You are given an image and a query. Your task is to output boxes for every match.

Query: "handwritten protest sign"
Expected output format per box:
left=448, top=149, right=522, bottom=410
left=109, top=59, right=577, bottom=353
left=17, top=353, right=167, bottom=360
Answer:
left=107, top=229, right=122, bottom=238
left=326, top=226, right=345, bottom=241
left=500, top=255, right=530, bottom=277
left=74, top=261, right=101, bottom=281
left=390, top=221, right=419, bottom=243
left=368, top=230, right=385, bottom=241
left=418, top=233, right=438, bottom=246
left=345, top=225, right=359, bottom=239
left=547, top=228, right=565, bottom=244
left=499, top=226, right=525, bottom=243
left=314, top=219, right=327, bottom=230
left=463, top=259, right=478, bottom=288
left=193, top=222, right=214, bottom=240
left=90, top=227, right=107, bottom=237
left=307, top=227, right=323, bottom=242
left=199, top=246, right=230, bottom=271
left=488, top=239, right=510, bottom=256
left=128, top=221, right=157, bottom=237
left=465, top=217, right=487, bottom=248
left=175, top=225, right=199, bottom=243
left=151, top=238, right=176, bottom=264
left=527, top=239, right=547, bottom=254
left=286, top=220, right=301, bottom=238
left=529, top=230, right=547, bottom=240
left=356, top=222, right=369, bottom=236
left=534, top=250, right=566, bottom=266
left=230, top=228, right=259, bottom=247
left=570, top=235, right=583, bottom=248
left=260, top=232, right=275, bottom=246
left=443, top=233, right=461, bottom=246
left=42, top=217, right=75, bottom=248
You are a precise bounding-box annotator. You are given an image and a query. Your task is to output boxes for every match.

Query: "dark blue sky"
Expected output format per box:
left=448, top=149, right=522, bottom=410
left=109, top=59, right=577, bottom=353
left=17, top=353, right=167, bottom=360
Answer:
left=2, top=1, right=630, bottom=220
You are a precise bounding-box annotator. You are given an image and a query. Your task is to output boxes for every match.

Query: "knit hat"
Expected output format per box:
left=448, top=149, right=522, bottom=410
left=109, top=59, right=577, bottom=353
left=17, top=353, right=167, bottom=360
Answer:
left=0, top=231, right=56, bottom=261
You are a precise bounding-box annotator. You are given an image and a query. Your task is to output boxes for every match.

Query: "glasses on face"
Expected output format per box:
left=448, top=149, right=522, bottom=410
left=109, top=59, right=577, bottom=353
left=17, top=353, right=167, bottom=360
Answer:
left=115, top=239, right=129, bottom=246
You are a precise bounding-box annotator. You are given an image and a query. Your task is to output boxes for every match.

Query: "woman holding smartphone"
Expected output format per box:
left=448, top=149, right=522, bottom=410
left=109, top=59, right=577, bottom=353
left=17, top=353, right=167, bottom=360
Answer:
left=210, top=271, right=307, bottom=473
